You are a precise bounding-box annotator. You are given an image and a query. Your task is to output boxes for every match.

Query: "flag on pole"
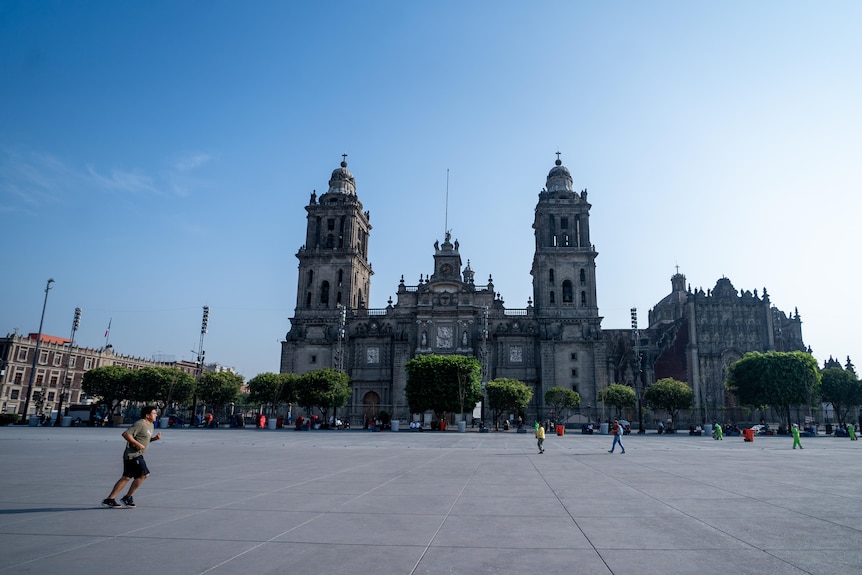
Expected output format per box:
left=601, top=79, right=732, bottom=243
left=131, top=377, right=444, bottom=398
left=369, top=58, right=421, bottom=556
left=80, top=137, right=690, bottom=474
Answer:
left=104, top=318, right=112, bottom=338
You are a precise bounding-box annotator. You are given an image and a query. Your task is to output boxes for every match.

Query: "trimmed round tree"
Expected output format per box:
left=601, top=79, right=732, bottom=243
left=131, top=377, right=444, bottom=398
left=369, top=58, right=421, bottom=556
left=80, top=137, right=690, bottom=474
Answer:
left=486, top=378, right=533, bottom=429
left=405, top=354, right=482, bottom=424
left=644, top=378, right=693, bottom=432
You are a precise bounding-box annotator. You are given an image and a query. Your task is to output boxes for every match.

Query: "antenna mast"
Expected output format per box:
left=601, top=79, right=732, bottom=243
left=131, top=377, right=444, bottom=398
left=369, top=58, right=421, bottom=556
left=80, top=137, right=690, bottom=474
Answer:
left=444, top=168, right=449, bottom=237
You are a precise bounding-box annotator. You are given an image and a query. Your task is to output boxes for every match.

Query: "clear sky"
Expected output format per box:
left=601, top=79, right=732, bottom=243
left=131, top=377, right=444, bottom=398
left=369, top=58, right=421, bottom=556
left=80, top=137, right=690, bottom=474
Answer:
left=2, top=1, right=860, bottom=379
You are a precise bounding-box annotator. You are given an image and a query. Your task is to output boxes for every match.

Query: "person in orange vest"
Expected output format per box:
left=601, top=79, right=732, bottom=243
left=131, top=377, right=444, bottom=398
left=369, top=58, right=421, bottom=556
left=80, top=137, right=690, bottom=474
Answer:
left=608, top=419, right=625, bottom=454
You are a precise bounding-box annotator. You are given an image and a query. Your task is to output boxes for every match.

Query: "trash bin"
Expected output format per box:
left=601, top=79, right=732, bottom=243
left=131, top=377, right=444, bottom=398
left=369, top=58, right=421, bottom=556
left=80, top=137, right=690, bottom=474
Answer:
left=268, top=418, right=277, bottom=430
left=457, top=421, right=466, bottom=433
left=556, top=424, right=565, bottom=436
left=160, top=417, right=170, bottom=428
left=61, top=416, right=72, bottom=427
left=600, top=422, right=609, bottom=435
left=743, top=428, right=755, bottom=442
left=29, top=416, right=39, bottom=427
left=391, top=420, right=400, bottom=432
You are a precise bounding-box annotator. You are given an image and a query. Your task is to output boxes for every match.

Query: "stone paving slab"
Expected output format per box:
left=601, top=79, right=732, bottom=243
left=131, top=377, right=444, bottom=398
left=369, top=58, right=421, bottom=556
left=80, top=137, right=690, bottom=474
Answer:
left=0, top=427, right=860, bottom=574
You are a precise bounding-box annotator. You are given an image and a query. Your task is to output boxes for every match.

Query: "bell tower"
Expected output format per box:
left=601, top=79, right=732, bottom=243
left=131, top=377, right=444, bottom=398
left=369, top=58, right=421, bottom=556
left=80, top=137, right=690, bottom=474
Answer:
left=282, top=156, right=373, bottom=375
left=294, top=156, right=373, bottom=314
left=531, top=153, right=599, bottom=319
left=530, top=153, right=606, bottom=410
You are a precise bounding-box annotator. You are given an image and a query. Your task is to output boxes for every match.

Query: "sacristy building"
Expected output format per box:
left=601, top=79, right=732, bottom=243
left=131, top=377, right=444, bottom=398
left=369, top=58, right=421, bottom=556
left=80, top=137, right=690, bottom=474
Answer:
left=280, top=156, right=806, bottom=425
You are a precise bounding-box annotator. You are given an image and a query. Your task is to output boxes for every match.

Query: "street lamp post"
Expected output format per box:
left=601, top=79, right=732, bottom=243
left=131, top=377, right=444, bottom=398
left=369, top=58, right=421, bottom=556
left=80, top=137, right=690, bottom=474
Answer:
left=21, top=278, right=54, bottom=422
left=54, top=307, right=81, bottom=426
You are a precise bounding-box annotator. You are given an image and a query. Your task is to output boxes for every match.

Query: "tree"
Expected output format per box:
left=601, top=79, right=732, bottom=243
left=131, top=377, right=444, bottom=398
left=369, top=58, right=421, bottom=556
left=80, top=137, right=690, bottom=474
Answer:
left=544, top=386, right=581, bottom=425
left=598, top=383, right=636, bottom=418
left=821, top=367, right=862, bottom=425
left=644, top=378, right=693, bottom=431
left=197, top=371, right=243, bottom=421
left=247, top=372, right=296, bottom=417
left=725, top=350, right=821, bottom=430
left=81, top=365, right=132, bottom=415
left=405, top=354, right=483, bottom=422
left=486, top=378, right=533, bottom=429
left=294, top=368, right=350, bottom=422
left=131, top=366, right=196, bottom=413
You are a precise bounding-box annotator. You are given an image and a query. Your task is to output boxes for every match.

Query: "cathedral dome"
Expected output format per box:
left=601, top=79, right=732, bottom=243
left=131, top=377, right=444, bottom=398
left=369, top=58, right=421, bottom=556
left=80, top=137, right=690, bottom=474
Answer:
left=327, top=159, right=356, bottom=195
left=546, top=157, right=573, bottom=192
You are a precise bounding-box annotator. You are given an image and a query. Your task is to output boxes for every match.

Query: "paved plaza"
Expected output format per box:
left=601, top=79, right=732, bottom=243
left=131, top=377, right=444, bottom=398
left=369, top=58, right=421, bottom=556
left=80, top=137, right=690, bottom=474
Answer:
left=1, top=426, right=860, bottom=575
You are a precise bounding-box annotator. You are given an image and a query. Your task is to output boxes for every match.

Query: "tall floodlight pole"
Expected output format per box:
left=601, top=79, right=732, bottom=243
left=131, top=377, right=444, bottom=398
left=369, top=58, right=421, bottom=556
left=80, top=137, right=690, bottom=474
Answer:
left=334, top=304, right=346, bottom=426
left=21, top=278, right=54, bottom=422
left=54, top=307, right=81, bottom=425
left=191, top=306, right=209, bottom=424
left=631, top=307, right=644, bottom=433
left=480, top=306, right=489, bottom=431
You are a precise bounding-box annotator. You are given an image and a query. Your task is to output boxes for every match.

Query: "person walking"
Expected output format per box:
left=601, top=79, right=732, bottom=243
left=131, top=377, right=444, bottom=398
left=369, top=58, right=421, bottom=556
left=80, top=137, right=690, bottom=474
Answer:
left=848, top=422, right=857, bottom=440
left=536, top=422, right=545, bottom=453
left=713, top=421, right=723, bottom=440
left=609, top=419, right=625, bottom=453
left=791, top=423, right=803, bottom=449
left=102, top=405, right=161, bottom=508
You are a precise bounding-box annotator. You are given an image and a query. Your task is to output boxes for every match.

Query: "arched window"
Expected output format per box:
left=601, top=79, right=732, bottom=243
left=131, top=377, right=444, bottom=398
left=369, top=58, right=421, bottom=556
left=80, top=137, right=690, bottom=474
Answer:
left=549, top=291, right=555, bottom=304
left=307, top=270, right=314, bottom=286
left=337, top=269, right=343, bottom=285
left=579, top=268, right=586, bottom=284
left=562, top=280, right=573, bottom=303
left=320, top=281, right=330, bottom=306
left=580, top=291, right=587, bottom=306
left=336, top=291, right=342, bottom=305
left=549, top=269, right=555, bottom=284
left=306, top=292, right=312, bottom=307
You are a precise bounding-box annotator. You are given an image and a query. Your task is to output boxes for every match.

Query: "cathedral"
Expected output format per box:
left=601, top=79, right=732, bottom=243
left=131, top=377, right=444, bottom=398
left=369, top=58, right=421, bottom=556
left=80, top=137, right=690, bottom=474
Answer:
left=280, top=156, right=806, bottom=427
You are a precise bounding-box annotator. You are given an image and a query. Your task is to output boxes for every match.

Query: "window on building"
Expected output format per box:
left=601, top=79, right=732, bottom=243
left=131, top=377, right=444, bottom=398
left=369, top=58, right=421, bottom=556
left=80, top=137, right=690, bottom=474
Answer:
left=320, top=281, right=330, bottom=306
left=549, top=269, right=555, bottom=284
left=307, top=270, right=313, bottom=286
left=327, top=218, right=335, bottom=231
left=570, top=352, right=578, bottom=361
left=562, top=280, right=573, bottom=303
left=47, top=392, right=55, bottom=401
left=14, top=372, right=23, bottom=384
left=571, top=368, right=578, bottom=377
left=17, top=348, right=27, bottom=361
left=579, top=268, right=586, bottom=284
left=10, top=389, right=19, bottom=399
left=84, top=359, right=92, bottom=370
left=549, top=291, right=555, bottom=304
left=561, top=217, right=568, bottom=229
left=311, top=355, right=317, bottom=364
left=336, top=291, right=342, bottom=305
left=50, top=375, right=58, bottom=386
left=581, top=291, right=587, bottom=306
left=53, top=354, right=63, bottom=366
left=39, top=351, right=48, bottom=364
left=306, top=292, right=312, bottom=307
left=337, top=269, right=343, bottom=285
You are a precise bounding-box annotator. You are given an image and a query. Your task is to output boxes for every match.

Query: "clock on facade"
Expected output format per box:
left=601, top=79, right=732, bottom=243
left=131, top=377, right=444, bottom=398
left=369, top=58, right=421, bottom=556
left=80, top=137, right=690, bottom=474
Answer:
left=440, top=263, right=453, bottom=274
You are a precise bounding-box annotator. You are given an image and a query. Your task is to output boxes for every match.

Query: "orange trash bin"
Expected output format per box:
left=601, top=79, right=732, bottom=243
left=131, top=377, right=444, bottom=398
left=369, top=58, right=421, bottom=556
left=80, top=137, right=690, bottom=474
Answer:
left=743, top=428, right=755, bottom=442
left=556, top=425, right=564, bottom=436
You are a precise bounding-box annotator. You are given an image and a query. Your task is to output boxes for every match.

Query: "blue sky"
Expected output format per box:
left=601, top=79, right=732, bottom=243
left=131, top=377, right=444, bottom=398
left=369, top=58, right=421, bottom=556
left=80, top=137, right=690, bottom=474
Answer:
left=2, top=1, right=860, bottom=378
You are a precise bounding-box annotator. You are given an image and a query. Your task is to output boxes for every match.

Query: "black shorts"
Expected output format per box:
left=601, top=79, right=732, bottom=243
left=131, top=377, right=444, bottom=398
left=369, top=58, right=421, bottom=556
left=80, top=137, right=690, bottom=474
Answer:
left=122, top=455, right=150, bottom=479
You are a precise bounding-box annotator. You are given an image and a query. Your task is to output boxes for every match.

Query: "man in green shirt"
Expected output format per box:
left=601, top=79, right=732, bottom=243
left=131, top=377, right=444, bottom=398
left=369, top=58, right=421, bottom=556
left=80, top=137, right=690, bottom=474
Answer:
left=102, top=406, right=161, bottom=508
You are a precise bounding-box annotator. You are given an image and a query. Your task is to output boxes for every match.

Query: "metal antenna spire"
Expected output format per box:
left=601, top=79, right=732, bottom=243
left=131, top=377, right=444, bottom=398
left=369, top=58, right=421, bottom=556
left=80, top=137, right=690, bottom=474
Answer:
left=445, top=168, right=449, bottom=238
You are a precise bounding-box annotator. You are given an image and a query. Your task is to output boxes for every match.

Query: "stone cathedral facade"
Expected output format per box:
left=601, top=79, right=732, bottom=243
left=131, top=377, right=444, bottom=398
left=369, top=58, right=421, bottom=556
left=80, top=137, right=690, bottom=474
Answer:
left=280, top=156, right=806, bottom=426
